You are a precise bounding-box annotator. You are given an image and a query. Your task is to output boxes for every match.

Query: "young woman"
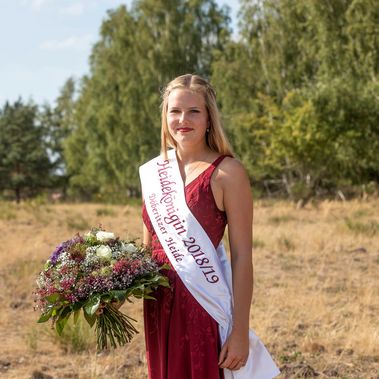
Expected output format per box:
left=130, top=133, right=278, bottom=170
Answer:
left=140, top=74, right=279, bottom=379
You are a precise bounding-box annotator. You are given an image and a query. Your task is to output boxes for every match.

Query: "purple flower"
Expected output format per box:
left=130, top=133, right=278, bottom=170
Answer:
left=50, top=241, right=69, bottom=264
left=49, top=234, right=83, bottom=265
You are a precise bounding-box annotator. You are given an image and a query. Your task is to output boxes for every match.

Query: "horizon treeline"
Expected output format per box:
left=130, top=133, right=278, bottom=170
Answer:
left=1, top=0, right=378, bottom=204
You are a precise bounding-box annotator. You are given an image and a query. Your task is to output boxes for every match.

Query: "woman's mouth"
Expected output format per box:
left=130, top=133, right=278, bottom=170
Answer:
left=177, top=127, right=193, bottom=133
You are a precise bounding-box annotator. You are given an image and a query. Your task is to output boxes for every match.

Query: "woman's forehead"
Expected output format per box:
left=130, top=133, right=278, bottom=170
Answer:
left=167, top=89, right=206, bottom=108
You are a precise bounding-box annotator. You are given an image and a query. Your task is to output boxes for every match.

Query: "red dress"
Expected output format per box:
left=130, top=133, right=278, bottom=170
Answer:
left=142, top=156, right=228, bottom=379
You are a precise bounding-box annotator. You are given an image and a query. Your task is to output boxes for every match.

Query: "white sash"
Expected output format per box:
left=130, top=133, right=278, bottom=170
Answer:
left=139, top=150, right=280, bottom=379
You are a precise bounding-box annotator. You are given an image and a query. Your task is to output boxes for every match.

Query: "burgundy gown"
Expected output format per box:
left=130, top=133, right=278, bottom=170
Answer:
left=142, top=155, right=228, bottom=379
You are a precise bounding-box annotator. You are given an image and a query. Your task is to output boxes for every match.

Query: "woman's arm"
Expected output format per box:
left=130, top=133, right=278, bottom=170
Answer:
left=143, top=223, right=152, bottom=246
left=142, top=196, right=152, bottom=247
left=217, top=158, right=253, bottom=371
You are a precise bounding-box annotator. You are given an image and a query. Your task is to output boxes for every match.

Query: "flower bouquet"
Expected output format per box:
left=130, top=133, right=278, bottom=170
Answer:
left=34, top=228, right=169, bottom=350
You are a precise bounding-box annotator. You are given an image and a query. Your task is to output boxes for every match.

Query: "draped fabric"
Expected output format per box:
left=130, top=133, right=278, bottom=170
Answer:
left=142, top=156, right=228, bottom=379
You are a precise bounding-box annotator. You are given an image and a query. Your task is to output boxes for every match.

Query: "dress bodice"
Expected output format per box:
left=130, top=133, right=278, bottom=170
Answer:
left=142, top=155, right=228, bottom=264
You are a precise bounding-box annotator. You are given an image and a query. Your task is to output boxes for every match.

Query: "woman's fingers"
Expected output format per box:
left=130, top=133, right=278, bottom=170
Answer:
left=222, top=357, right=246, bottom=370
left=219, top=356, right=234, bottom=369
left=218, top=343, right=228, bottom=365
left=95, top=299, right=124, bottom=315
left=95, top=302, right=107, bottom=315
left=219, top=349, right=245, bottom=370
left=219, top=350, right=247, bottom=370
left=95, top=305, right=105, bottom=315
left=218, top=337, right=248, bottom=370
left=224, top=357, right=240, bottom=370
left=232, top=360, right=246, bottom=371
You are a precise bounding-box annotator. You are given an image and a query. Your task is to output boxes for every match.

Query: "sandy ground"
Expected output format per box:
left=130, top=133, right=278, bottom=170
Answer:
left=0, top=199, right=378, bottom=379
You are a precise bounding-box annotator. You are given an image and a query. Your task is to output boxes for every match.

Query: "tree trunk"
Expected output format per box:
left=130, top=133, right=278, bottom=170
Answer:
left=15, top=187, right=21, bottom=204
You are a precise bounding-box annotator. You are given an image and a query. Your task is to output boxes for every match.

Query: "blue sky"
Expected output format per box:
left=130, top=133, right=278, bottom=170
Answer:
left=0, top=0, right=240, bottom=106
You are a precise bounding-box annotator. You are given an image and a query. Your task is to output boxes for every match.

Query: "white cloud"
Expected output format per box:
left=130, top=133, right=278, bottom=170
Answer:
left=59, top=3, right=85, bottom=16
left=22, top=0, right=129, bottom=13
left=26, top=0, right=55, bottom=11
left=39, top=34, right=95, bottom=51
left=31, top=0, right=48, bottom=10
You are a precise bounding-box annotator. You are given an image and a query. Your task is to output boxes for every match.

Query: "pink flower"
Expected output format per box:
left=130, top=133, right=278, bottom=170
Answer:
left=61, top=278, right=75, bottom=291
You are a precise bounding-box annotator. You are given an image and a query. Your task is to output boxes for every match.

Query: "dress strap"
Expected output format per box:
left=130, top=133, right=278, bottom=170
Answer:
left=211, top=155, right=229, bottom=168
left=185, top=155, right=231, bottom=189
left=202, top=155, right=230, bottom=183
left=209, top=155, right=229, bottom=172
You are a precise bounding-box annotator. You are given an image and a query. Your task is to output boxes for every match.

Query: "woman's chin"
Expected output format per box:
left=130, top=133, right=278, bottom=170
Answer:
left=173, top=135, right=206, bottom=147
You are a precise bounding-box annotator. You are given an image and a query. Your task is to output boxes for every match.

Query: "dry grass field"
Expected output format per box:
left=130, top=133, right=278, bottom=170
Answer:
left=0, top=199, right=378, bottom=379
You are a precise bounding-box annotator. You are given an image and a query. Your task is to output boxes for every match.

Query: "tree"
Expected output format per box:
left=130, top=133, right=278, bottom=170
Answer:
left=212, top=0, right=379, bottom=200
left=40, top=78, right=76, bottom=195
left=0, top=99, right=52, bottom=203
left=64, top=0, right=231, bottom=199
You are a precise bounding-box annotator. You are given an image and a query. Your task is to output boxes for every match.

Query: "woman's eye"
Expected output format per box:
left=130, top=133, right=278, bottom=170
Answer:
left=190, top=109, right=200, bottom=113
left=170, top=109, right=180, bottom=113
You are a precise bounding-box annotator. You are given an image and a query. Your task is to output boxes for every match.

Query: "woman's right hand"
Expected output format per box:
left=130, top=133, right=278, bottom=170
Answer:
left=95, top=303, right=106, bottom=315
left=95, top=299, right=125, bottom=315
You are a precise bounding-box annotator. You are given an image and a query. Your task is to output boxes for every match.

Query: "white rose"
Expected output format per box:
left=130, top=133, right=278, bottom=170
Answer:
left=124, top=243, right=138, bottom=253
left=96, top=231, right=115, bottom=242
left=96, top=245, right=112, bottom=259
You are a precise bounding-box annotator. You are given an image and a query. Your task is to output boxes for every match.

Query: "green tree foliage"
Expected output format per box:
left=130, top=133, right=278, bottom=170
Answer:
left=40, top=78, right=76, bottom=193
left=64, top=0, right=230, bottom=199
left=0, top=99, right=52, bottom=203
left=212, top=0, right=379, bottom=201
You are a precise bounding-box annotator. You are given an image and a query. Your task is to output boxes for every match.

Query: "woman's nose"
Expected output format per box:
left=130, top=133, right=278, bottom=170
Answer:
left=179, top=112, right=187, bottom=124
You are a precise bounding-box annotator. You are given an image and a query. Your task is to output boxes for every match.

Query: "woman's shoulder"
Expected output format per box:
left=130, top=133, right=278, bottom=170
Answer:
left=219, top=156, right=248, bottom=177
left=214, top=156, right=250, bottom=188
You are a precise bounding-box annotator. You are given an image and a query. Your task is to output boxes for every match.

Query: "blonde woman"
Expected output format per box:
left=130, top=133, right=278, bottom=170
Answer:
left=140, top=74, right=279, bottom=379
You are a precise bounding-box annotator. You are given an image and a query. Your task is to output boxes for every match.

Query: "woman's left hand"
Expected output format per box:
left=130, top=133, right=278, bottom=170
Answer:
left=218, top=329, right=249, bottom=371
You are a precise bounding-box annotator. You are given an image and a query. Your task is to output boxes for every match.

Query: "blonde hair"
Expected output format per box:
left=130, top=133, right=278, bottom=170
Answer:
left=161, top=74, right=234, bottom=157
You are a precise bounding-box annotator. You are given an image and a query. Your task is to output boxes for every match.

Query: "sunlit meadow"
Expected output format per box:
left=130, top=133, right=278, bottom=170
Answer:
left=0, top=199, right=378, bottom=378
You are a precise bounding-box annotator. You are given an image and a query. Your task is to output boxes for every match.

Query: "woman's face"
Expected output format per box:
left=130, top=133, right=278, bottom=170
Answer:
left=166, top=89, right=208, bottom=148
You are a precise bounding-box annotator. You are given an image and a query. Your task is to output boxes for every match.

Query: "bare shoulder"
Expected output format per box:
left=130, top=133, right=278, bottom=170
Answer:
left=215, top=156, right=250, bottom=187
left=211, top=156, right=252, bottom=212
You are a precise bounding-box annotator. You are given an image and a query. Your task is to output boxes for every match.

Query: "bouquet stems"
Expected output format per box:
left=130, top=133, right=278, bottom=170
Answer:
left=96, top=304, right=139, bottom=350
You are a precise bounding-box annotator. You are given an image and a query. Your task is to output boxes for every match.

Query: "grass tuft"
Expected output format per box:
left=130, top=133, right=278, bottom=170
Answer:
left=96, top=207, right=116, bottom=217
left=277, top=235, right=296, bottom=251
left=253, top=238, right=265, bottom=249
left=66, top=214, right=91, bottom=231
left=268, top=214, right=297, bottom=224
left=344, top=218, right=379, bottom=237
left=50, top=315, right=96, bottom=353
left=0, top=201, right=17, bottom=220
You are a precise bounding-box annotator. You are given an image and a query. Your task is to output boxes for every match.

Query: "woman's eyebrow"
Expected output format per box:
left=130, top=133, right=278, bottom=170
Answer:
left=168, top=106, right=201, bottom=110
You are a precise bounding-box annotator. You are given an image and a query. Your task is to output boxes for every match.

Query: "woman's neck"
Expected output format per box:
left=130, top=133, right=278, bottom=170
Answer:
left=175, top=144, right=212, bottom=164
